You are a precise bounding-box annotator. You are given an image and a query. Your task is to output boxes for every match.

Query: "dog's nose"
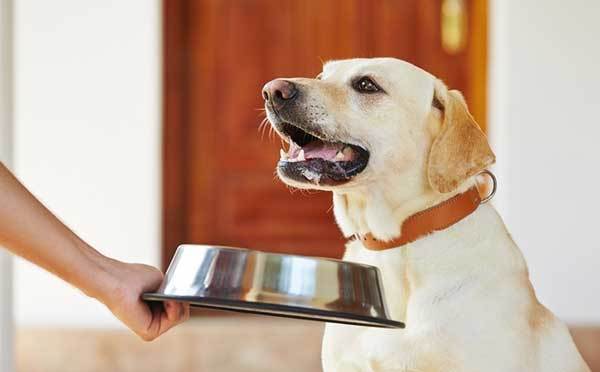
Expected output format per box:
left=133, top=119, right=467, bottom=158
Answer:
left=262, top=79, right=297, bottom=110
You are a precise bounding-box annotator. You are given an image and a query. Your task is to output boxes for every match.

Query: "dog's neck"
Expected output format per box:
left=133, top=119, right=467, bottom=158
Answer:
left=332, top=174, right=476, bottom=241
left=342, top=203, right=527, bottom=323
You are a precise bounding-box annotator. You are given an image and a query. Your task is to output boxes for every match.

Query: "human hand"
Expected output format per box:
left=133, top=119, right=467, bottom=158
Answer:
left=96, top=259, right=190, bottom=341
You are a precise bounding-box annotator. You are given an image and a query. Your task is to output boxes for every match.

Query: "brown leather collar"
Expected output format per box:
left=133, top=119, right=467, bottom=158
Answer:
left=354, top=187, right=482, bottom=251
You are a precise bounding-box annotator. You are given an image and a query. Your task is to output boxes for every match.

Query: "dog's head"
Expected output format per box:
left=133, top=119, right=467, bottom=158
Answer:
left=263, top=58, right=494, bottom=195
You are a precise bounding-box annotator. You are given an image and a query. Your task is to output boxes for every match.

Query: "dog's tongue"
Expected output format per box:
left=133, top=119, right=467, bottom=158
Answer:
left=303, top=141, right=343, bottom=160
left=285, top=140, right=357, bottom=162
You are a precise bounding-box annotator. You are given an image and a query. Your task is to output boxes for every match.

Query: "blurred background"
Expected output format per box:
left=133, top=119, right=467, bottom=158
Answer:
left=0, top=0, right=599, bottom=371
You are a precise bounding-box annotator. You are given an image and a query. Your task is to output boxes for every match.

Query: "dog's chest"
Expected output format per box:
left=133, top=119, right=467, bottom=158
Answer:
left=321, top=241, right=460, bottom=371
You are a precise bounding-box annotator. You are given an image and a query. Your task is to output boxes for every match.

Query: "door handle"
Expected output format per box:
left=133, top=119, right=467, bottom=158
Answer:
left=441, top=0, right=468, bottom=54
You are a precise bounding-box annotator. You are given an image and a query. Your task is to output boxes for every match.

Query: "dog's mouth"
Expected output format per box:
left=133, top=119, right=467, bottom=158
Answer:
left=275, top=122, right=370, bottom=186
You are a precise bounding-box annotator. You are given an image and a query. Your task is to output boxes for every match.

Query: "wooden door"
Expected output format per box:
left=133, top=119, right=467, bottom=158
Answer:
left=163, top=0, right=487, bottom=268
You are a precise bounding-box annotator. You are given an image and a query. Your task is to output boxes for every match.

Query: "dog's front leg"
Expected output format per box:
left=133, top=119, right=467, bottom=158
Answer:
left=322, top=323, right=366, bottom=372
left=322, top=360, right=365, bottom=372
left=322, top=324, right=412, bottom=372
left=323, top=359, right=412, bottom=372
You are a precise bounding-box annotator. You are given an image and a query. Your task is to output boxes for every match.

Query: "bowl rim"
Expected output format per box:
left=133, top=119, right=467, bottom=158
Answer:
left=175, top=244, right=380, bottom=270
left=142, top=292, right=405, bottom=329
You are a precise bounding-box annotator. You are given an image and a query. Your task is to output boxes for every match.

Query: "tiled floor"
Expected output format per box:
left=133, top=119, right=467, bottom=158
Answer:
left=16, top=316, right=600, bottom=372
left=16, top=315, right=324, bottom=372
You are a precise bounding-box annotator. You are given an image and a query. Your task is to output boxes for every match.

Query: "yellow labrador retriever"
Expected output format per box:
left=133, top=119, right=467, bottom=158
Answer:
left=262, top=58, right=590, bottom=372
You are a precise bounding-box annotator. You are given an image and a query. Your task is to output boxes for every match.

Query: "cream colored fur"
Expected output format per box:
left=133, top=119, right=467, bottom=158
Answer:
left=269, top=58, right=589, bottom=372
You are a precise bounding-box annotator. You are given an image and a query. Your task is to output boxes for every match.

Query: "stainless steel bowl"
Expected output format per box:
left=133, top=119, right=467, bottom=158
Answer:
left=143, top=245, right=404, bottom=328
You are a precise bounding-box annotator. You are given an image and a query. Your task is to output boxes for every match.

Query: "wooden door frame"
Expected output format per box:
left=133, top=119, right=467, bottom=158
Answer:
left=467, top=0, right=488, bottom=133
left=161, top=0, right=488, bottom=269
left=162, top=0, right=189, bottom=269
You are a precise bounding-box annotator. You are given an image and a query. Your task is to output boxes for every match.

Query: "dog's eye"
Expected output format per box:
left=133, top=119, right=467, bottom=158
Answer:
left=353, top=77, right=381, bottom=93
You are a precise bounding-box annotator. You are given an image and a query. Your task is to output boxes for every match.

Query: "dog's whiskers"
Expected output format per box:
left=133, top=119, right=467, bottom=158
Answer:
left=258, top=117, right=270, bottom=141
left=268, top=125, right=276, bottom=140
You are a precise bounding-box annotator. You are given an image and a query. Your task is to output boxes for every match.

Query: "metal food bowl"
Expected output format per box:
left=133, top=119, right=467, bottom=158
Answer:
left=143, top=245, right=404, bottom=328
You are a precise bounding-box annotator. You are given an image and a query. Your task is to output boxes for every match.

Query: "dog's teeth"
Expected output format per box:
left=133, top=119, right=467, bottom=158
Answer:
left=334, top=151, right=345, bottom=161
left=280, top=149, right=288, bottom=160
left=298, top=149, right=305, bottom=161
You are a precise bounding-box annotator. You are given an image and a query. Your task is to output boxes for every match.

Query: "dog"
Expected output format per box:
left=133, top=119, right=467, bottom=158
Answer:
left=262, top=58, right=590, bottom=372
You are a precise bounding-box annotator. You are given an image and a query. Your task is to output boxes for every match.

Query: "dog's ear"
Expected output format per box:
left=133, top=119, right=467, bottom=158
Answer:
left=427, top=82, right=495, bottom=193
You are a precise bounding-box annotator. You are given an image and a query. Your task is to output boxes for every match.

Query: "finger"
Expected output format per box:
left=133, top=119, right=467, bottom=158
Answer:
left=157, top=302, right=189, bottom=336
left=172, top=302, right=190, bottom=324
left=164, top=300, right=180, bottom=322
left=139, top=301, right=163, bottom=342
left=171, top=301, right=189, bottom=322
left=181, top=303, right=191, bottom=322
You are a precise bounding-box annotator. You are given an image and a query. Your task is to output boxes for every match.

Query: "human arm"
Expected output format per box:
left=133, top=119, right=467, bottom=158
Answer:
left=0, top=162, right=188, bottom=340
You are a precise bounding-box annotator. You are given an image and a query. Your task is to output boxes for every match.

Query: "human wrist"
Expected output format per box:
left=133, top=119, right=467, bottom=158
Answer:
left=72, top=240, right=120, bottom=305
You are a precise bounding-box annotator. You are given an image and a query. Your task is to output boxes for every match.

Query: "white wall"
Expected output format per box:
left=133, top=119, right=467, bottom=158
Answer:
left=489, top=0, right=600, bottom=323
left=1, top=0, right=15, bottom=369
left=13, top=0, right=161, bottom=327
